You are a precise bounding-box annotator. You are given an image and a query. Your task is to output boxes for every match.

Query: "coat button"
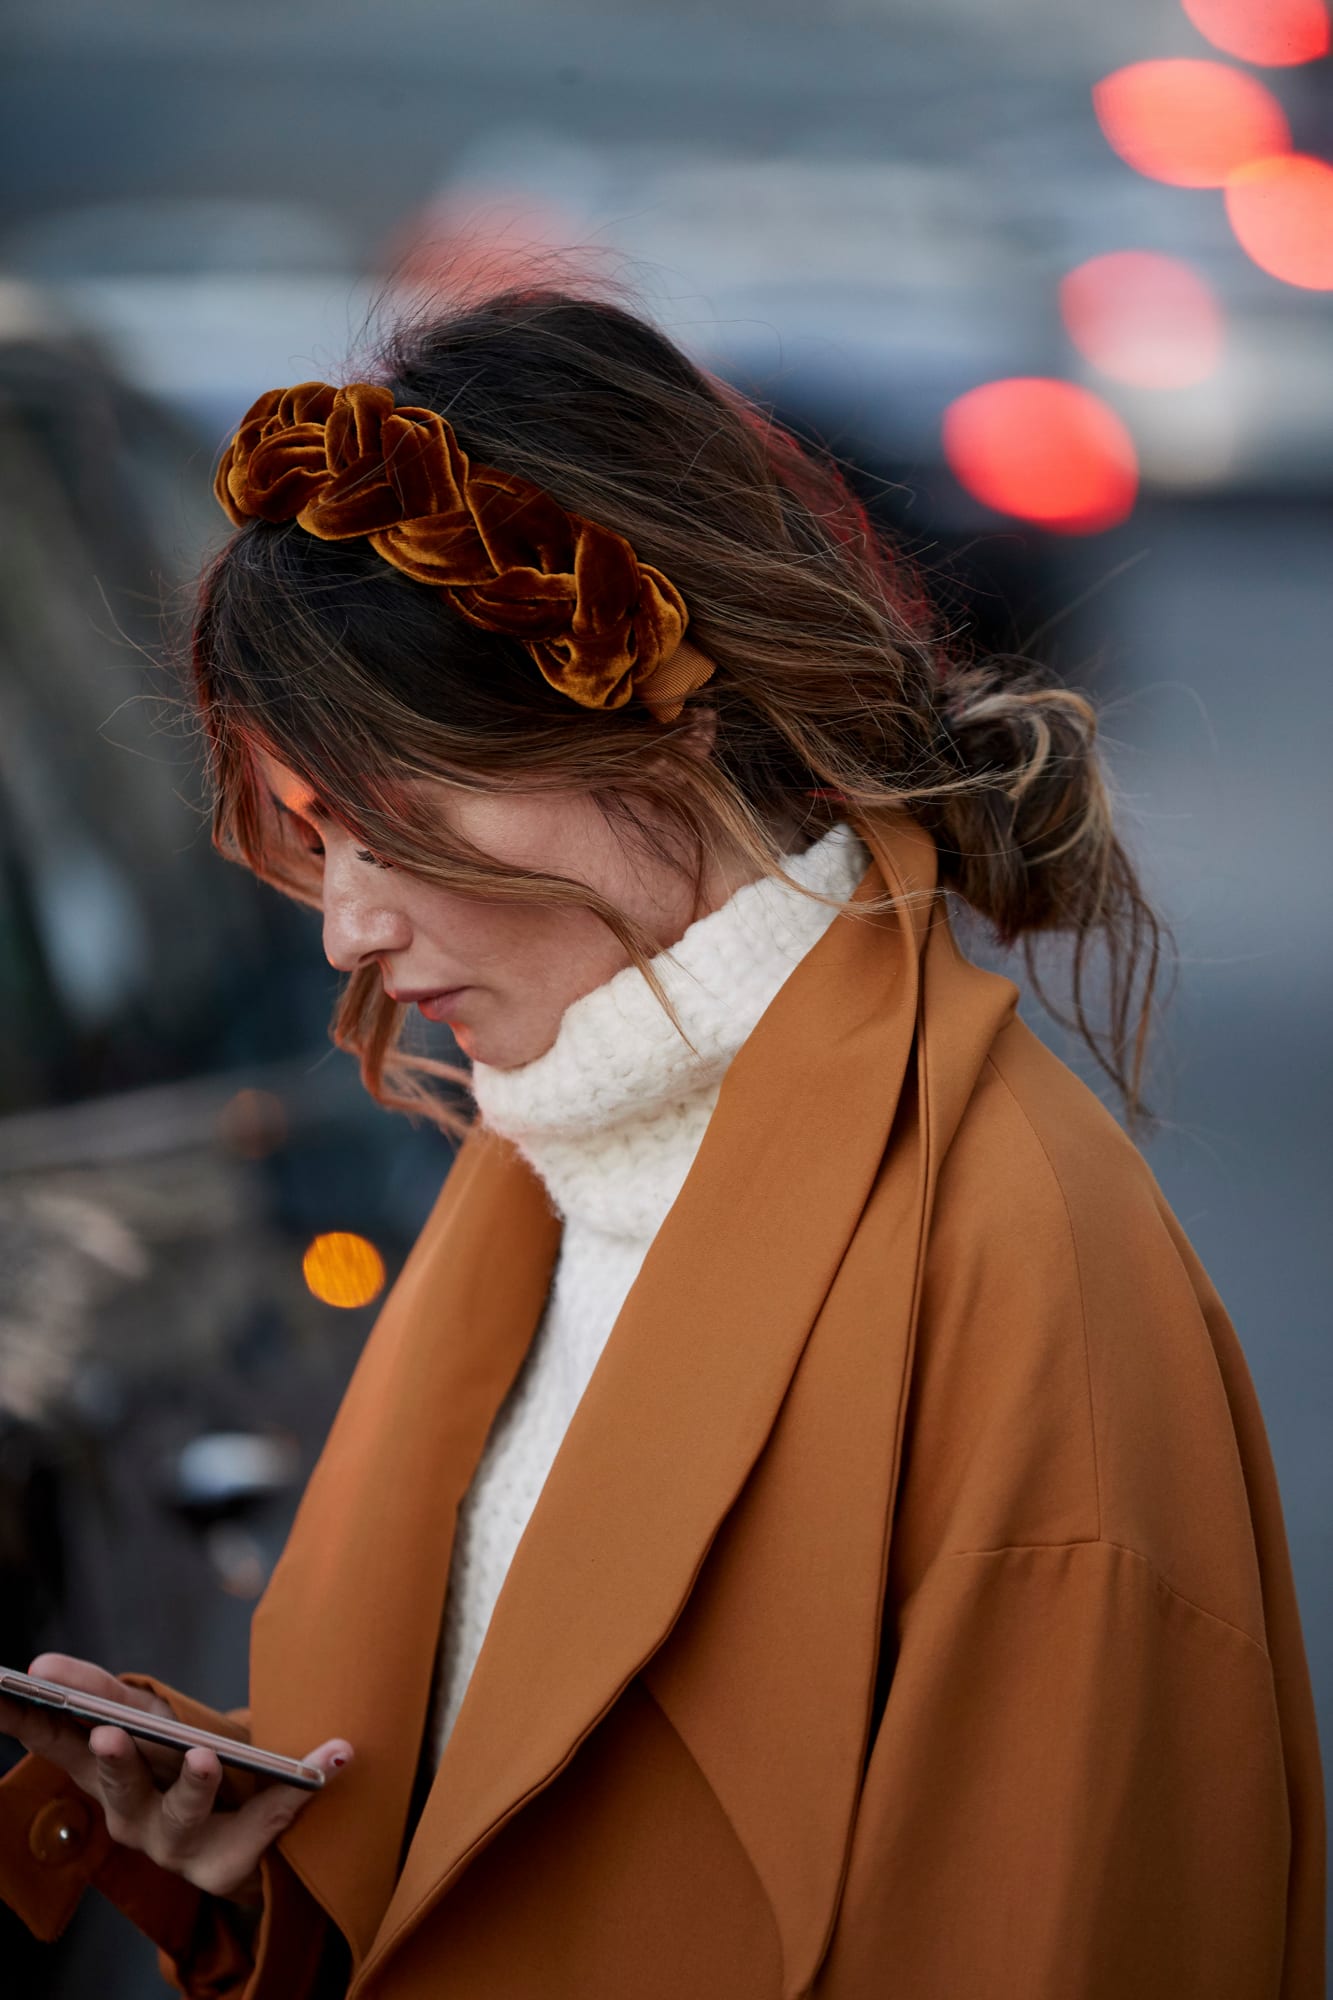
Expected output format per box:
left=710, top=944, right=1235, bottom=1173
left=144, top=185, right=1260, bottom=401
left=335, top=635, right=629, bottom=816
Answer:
left=28, top=1797, right=93, bottom=1865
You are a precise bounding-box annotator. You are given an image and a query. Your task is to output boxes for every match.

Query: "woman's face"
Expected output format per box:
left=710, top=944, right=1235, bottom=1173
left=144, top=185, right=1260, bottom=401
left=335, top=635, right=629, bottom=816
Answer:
left=253, top=742, right=770, bottom=1071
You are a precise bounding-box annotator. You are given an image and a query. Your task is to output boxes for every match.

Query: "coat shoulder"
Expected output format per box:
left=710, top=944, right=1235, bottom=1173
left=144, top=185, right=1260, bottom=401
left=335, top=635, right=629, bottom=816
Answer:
left=896, top=1012, right=1269, bottom=1650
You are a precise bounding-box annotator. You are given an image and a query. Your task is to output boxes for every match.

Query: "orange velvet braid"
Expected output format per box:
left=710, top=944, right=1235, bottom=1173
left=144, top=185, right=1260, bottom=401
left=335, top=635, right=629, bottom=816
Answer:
left=215, top=379, right=714, bottom=722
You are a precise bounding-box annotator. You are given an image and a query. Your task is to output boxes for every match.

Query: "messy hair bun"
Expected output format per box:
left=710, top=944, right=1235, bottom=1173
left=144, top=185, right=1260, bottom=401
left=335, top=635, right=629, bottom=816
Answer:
left=193, top=281, right=1166, bottom=1132
left=924, top=659, right=1163, bottom=1119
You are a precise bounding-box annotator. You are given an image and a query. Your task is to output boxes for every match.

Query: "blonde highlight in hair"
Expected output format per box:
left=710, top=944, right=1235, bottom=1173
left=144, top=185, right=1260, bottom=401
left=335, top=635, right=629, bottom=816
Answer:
left=190, top=285, right=1168, bottom=1136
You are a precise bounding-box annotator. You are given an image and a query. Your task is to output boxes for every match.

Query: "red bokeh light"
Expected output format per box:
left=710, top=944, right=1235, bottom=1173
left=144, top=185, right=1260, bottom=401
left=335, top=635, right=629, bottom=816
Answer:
left=1225, top=154, right=1333, bottom=290
left=1092, top=60, right=1291, bottom=187
left=942, top=379, right=1139, bottom=535
left=1180, top=0, right=1330, bottom=68
left=1059, top=252, right=1225, bottom=389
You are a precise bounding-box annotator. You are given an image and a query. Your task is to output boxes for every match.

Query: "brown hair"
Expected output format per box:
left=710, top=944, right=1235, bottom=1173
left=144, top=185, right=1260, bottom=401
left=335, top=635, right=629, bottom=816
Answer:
left=190, top=283, right=1167, bottom=1135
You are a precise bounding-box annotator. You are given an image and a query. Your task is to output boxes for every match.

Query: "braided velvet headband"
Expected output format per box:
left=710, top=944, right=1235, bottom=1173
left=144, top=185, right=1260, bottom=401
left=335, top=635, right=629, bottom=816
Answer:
left=214, top=380, right=715, bottom=723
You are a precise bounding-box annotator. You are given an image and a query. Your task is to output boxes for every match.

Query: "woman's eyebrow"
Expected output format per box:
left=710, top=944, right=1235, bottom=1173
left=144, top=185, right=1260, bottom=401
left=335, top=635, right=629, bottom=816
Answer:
left=268, top=788, right=331, bottom=821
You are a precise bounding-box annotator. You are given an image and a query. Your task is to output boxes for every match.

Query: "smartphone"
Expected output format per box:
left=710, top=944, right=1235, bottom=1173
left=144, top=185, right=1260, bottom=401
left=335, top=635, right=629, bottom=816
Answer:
left=0, top=1668, right=326, bottom=1792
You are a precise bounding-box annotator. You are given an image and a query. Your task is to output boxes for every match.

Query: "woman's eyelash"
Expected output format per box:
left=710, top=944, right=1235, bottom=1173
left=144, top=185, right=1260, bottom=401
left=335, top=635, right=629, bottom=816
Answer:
left=280, top=809, right=392, bottom=870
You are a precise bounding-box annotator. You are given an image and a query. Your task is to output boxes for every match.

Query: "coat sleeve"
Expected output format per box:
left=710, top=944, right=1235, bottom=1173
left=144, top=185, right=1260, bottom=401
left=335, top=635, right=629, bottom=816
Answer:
left=816, top=1536, right=1317, bottom=2000
left=0, top=1678, right=332, bottom=1999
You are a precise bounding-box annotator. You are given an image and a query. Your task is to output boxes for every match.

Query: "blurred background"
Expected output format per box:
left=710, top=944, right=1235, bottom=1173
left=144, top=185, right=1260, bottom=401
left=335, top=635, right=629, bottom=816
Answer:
left=0, top=0, right=1328, bottom=1990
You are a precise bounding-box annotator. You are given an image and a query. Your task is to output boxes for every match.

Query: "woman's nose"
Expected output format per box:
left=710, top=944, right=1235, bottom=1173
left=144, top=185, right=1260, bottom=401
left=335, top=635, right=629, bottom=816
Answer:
left=321, top=858, right=412, bottom=973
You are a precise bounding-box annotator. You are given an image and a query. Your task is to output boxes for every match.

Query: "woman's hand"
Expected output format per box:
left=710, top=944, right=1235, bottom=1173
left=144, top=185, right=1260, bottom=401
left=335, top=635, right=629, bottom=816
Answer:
left=0, top=1654, right=352, bottom=1905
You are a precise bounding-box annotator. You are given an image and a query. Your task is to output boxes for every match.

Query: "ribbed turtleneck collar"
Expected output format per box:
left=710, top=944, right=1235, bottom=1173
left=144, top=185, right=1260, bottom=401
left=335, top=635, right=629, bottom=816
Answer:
left=468, top=823, right=870, bottom=1242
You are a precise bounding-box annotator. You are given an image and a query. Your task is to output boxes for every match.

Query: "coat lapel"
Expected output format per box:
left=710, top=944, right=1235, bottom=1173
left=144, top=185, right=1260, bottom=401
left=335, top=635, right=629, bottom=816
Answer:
left=361, top=809, right=946, bottom=1983
left=640, top=883, right=1022, bottom=1997
left=248, top=1130, right=560, bottom=1965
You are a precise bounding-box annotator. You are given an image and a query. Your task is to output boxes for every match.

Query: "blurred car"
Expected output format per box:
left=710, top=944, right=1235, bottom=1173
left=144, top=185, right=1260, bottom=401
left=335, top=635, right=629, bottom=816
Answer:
left=0, top=293, right=455, bottom=1996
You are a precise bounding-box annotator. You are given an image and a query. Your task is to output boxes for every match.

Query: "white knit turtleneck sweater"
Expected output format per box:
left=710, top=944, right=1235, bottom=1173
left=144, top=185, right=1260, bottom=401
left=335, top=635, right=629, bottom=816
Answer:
left=429, top=821, right=870, bottom=1763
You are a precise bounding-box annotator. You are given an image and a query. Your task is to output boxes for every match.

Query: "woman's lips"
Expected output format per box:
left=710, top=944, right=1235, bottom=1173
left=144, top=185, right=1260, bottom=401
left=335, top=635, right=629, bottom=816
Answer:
left=413, top=989, right=469, bottom=1023
left=386, top=985, right=471, bottom=1020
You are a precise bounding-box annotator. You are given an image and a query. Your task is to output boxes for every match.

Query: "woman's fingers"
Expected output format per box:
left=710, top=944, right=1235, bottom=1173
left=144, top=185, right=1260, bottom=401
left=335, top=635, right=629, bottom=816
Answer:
left=0, top=1694, right=104, bottom=1791
left=2, top=1672, right=355, bottom=1902
left=89, top=1727, right=157, bottom=1841
left=28, top=1654, right=172, bottom=1718
left=158, top=1748, right=224, bottom=1845
left=0, top=1692, right=81, bottom=1762
left=183, top=1739, right=353, bottom=1900
left=20, top=1654, right=184, bottom=1785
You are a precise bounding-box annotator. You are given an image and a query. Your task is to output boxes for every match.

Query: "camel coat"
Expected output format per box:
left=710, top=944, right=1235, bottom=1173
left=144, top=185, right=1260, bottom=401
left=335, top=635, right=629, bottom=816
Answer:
left=0, top=810, right=1324, bottom=1997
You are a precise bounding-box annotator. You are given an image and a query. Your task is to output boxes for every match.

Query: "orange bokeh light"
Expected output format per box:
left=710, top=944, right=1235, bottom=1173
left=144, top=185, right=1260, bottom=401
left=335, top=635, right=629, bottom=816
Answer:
left=302, top=1232, right=387, bottom=1309
left=1181, top=0, right=1329, bottom=67
left=1059, top=252, right=1225, bottom=389
left=1092, top=60, right=1291, bottom=187
left=942, top=379, right=1139, bottom=535
left=1226, top=154, right=1333, bottom=290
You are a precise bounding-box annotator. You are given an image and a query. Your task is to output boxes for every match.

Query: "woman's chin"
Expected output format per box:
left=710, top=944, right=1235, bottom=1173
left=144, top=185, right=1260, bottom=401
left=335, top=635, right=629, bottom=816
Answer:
left=451, top=1022, right=513, bottom=1071
left=458, top=1015, right=559, bottom=1073
left=449, top=1021, right=483, bottom=1064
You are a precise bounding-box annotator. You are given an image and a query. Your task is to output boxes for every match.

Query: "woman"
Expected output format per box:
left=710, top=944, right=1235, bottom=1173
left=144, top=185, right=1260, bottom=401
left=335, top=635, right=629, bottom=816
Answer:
left=0, top=289, right=1323, bottom=1997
